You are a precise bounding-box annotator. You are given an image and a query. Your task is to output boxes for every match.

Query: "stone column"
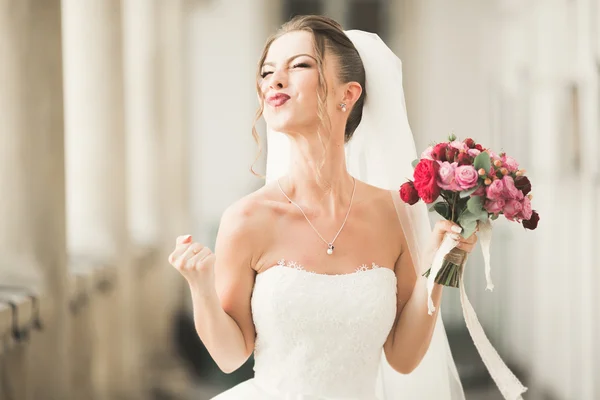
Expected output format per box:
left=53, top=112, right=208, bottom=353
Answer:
left=0, top=1, right=70, bottom=399
left=187, top=0, right=277, bottom=248
left=149, top=2, right=193, bottom=394
left=62, top=0, right=137, bottom=398
left=527, top=1, right=575, bottom=398
left=122, top=0, right=164, bottom=395
left=573, top=1, right=599, bottom=398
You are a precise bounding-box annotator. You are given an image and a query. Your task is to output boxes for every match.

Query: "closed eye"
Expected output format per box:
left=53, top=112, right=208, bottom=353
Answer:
left=292, top=62, right=310, bottom=69
left=261, top=62, right=311, bottom=78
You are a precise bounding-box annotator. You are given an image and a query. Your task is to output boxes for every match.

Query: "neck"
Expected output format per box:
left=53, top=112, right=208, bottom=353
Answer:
left=281, top=128, right=355, bottom=216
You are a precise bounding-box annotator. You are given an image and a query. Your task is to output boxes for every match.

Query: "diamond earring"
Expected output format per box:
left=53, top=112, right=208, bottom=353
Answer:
left=340, top=102, right=347, bottom=112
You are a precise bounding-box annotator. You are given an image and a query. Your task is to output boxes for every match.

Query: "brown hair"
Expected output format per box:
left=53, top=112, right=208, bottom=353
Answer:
left=250, top=15, right=366, bottom=178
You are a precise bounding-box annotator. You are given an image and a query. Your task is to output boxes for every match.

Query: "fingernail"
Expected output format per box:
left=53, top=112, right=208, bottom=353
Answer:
left=183, top=235, right=192, bottom=242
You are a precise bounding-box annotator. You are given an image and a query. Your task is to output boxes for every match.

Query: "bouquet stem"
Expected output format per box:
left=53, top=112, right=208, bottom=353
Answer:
left=422, top=247, right=467, bottom=288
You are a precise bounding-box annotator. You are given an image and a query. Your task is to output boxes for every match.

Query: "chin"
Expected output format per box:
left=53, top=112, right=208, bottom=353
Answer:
left=265, top=115, right=296, bottom=134
left=265, top=113, right=314, bottom=135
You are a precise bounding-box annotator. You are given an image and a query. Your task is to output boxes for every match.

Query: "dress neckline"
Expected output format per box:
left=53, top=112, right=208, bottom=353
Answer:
left=257, top=258, right=396, bottom=278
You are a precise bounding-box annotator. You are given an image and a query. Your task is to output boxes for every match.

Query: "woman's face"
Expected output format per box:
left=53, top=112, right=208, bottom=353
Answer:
left=259, top=31, right=341, bottom=136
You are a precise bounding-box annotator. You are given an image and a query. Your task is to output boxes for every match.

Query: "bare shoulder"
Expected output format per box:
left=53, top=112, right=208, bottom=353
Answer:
left=354, top=180, right=402, bottom=228
left=352, top=179, right=404, bottom=258
left=217, top=184, right=282, bottom=262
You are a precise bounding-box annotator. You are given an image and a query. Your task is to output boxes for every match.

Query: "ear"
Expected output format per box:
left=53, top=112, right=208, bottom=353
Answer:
left=342, top=81, right=363, bottom=111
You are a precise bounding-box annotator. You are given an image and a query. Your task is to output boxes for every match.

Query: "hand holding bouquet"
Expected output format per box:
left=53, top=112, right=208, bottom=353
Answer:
left=399, top=134, right=540, bottom=287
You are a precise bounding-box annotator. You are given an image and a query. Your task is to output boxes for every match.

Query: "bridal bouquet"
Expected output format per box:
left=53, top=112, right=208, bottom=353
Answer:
left=399, top=134, right=540, bottom=288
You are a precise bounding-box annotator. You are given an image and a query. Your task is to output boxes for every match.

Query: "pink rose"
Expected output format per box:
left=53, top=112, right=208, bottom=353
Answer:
left=421, top=146, right=434, bottom=160
left=503, top=175, right=524, bottom=200
left=450, top=140, right=468, bottom=151
left=472, top=185, right=486, bottom=196
left=455, top=165, right=479, bottom=190
left=503, top=199, right=523, bottom=221
left=436, top=161, right=460, bottom=191
left=485, top=199, right=505, bottom=214
left=487, top=150, right=500, bottom=161
left=520, top=196, right=532, bottom=220
left=501, top=155, right=519, bottom=172
left=467, top=148, right=481, bottom=158
left=486, top=179, right=505, bottom=200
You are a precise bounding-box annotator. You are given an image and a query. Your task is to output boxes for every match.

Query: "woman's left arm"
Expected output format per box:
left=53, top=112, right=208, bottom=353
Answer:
left=383, top=220, right=478, bottom=374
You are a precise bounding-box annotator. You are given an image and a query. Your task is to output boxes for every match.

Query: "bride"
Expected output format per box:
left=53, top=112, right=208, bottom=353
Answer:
left=168, top=15, right=476, bottom=399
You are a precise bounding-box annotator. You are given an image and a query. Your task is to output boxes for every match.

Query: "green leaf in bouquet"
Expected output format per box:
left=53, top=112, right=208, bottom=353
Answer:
left=411, top=159, right=419, bottom=169
left=458, top=216, right=478, bottom=239
left=491, top=213, right=499, bottom=221
left=458, top=209, right=477, bottom=223
left=474, top=152, right=491, bottom=174
left=448, top=132, right=457, bottom=142
left=459, top=185, right=481, bottom=198
left=458, top=208, right=487, bottom=238
left=433, top=202, right=451, bottom=219
left=467, top=195, right=484, bottom=214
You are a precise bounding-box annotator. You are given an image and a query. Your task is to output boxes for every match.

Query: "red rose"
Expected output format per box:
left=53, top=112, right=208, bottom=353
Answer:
left=464, top=138, right=476, bottom=149
left=400, top=181, right=420, bottom=205
left=413, top=159, right=441, bottom=204
left=514, top=176, right=531, bottom=196
left=457, top=152, right=472, bottom=166
left=475, top=144, right=484, bottom=151
left=431, top=143, right=448, bottom=161
left=523, top=210, right=540, bottom=230
left=446, top=146, right=459, bottom=162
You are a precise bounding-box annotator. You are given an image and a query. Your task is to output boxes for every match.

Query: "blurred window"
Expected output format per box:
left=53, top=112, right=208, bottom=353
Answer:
left=347, top=0, right=387, bottom=39
left=284, top=0, right=323, bottom=19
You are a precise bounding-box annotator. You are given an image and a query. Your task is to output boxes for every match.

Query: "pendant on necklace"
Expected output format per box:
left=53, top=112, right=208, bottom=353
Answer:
left=327, top=244, right=334, bottom=255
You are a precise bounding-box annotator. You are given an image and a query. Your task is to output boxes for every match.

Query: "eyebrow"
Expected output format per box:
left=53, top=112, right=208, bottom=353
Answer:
left=262, top=53, right=316, bottom=68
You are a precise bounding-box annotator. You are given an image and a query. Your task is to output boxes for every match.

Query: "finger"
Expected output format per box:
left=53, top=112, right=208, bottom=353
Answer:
left=456, top=242, right=476, bottom=253
left=466, top=233, right=478, bottom=244
left=434, top=220, right=462, bottom=235
left=174, top=243, right=204, bottom=269
left=458, top=233, right=478, bottom=245
left=185, top=247, right=212, bottom=270
left=176, top=235, right=192, bottom=245
left=168, top=242, right=193, bottom=264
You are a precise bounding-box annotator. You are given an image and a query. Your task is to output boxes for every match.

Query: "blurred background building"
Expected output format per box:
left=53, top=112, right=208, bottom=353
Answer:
left=0, top=0, right=598, bottom=399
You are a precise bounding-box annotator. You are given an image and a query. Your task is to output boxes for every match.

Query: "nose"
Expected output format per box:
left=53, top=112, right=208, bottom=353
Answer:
left=269, top=68, right=287, bottom=90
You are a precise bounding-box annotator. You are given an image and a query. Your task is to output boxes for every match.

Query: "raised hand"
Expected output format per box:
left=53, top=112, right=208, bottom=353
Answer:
left=168, top=234, right=216, bottom=292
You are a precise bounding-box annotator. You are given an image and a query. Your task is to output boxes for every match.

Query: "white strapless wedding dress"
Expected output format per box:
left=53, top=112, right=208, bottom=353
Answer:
left=211, top=258, right=398, bottom=400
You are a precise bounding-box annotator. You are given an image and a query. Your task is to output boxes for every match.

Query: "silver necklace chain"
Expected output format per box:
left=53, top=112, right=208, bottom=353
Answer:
left=277, top=177, right=356, bottom=255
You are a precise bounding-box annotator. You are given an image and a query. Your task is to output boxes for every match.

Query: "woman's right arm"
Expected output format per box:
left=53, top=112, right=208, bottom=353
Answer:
left=174, top=199, right=260, bottom=374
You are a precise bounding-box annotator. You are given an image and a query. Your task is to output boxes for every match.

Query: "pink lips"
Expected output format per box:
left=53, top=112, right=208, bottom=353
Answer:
left=266, top=93, right=290, bottom=107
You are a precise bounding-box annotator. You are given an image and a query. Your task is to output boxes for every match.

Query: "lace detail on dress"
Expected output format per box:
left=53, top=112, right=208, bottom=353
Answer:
left=250, top=259, right=397, bottom=399
left=275, top=258, right=384, bottom=276
left=276, top=258, right=308, bottom=272
left=357, top=262, right=382, bottom=273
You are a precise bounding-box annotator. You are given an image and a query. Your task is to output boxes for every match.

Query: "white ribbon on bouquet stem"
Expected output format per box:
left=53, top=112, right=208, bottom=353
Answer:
left=427, top=218, right=527, bottom=400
